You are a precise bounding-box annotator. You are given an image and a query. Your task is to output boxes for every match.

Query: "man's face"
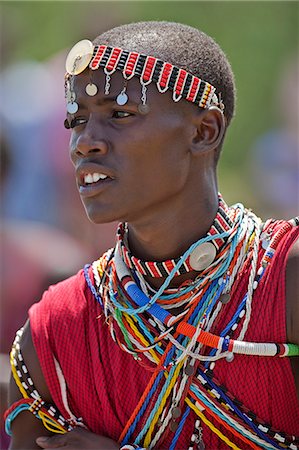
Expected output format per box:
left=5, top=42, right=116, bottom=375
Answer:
left=68, top=69, right=196, bottom=225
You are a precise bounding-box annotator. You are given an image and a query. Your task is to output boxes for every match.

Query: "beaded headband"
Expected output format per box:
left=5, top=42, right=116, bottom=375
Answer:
left=64, top=39, right=224, bottom=116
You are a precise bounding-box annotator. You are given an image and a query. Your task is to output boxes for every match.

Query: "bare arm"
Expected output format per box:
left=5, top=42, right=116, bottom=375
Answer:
left=8, top=320, right=54, bottom=449
left=8, top=320, right=119, bottom=449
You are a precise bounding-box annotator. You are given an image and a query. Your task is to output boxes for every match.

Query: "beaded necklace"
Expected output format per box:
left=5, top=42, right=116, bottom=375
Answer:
left=85, top=200, right=299, bottom=450
left=116, top=196, right=233, bottom=278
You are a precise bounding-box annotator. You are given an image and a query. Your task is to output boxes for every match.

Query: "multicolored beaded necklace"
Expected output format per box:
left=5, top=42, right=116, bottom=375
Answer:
left=83, top=196, right=299, bottom=450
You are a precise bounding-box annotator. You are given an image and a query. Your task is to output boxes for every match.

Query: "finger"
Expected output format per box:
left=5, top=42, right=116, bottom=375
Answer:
left=36, top=435, right=67, bottom=448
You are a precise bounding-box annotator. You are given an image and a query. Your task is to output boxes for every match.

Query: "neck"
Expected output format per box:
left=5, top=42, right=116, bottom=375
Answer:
left=126, top=190, right=219, bottom=262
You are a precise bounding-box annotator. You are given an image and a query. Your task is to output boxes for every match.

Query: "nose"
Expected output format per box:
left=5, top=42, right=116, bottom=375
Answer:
left=75, top=135, right=109, bottom=157
left=70, top=119, right=109, bottom=160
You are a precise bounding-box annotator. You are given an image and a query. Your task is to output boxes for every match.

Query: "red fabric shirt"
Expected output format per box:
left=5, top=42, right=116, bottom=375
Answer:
left=29, top=221, right=299, bottom=449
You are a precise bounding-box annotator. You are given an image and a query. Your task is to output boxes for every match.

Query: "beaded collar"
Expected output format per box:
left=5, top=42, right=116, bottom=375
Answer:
left=116, top=195, right=234, bottom=278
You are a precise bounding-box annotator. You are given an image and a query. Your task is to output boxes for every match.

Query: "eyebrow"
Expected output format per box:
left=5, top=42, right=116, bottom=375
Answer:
left=76, top=95, right=139, bottom=108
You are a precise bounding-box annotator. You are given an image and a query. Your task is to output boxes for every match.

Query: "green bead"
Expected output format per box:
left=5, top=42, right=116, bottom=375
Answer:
left=287, top=344, right=299, bottom=356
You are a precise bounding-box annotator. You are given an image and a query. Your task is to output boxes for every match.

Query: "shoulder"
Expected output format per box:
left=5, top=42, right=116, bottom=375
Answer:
left=27, top=266, right=98, bottom=375
left=29, top=267, right=91, bottom=323
left=286, top=235, right=299, bottom=345
left=28, top=265, right=100, bottom=363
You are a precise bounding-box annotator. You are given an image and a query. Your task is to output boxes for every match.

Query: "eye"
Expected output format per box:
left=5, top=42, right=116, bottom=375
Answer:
left=112, top=110, right=133, bottom=119
left=64, top=119, right=71, bottom=129
left=64, top=117, right=88, bottom=129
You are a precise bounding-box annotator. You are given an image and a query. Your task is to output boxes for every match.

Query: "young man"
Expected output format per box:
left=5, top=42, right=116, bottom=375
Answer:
left=6, top=21, right=299, bottom=450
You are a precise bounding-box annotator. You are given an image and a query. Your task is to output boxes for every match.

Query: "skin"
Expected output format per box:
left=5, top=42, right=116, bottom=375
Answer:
left=7, top=67, right=299, bottom=449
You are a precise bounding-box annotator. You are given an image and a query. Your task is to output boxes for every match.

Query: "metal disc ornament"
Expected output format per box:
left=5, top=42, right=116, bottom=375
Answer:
left=219, top=293, right=231, bottom=304
left=185, top=363, right=195, bottom=376
left=65, top=39, right=94, bottom=75
left=138, top=103, right=150, bottom=114
left=171, top=407, right=182, bottom=419
left=116, top=92, right=128, bottom=105
left=197, top=440, right=206, bottom=450
left=170, top=421, right=179, bottom=432
left=67, top=102, right=79, bottom=114
left=85, top=83, right=98, bottom=96
left=189, top=242, right=216, bottom=271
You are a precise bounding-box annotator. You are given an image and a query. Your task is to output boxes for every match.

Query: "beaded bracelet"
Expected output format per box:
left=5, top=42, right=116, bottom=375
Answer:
left=4, top=397, right=68, bottom=436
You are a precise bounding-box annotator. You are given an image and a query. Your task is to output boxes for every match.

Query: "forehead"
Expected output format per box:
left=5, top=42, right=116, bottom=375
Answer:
left=71, top=68, right=195, bottom=114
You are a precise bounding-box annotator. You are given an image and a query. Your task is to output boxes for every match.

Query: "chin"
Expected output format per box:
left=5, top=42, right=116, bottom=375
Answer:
left=83, top=202, right=123, bottom=225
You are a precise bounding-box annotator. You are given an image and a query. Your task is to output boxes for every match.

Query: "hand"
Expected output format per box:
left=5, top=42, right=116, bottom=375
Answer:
left=36, top=427, right=119, bottom=449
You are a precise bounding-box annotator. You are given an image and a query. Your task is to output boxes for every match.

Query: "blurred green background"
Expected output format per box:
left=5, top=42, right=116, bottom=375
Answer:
left=1, top=0, right=298, bottom=216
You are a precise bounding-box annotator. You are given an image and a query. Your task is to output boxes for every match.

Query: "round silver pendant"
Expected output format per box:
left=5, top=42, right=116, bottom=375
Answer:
left=197, top=440, right=206, bottom=450
left=116, top=92, right=128, bottom=105
left=138, top=103, right=150, bottom=115
left=185, top=363, right=195, bottom=376
left=67, top=101, right=79, bottom=114
left=189, top=242, right=216, bottom=271
left=219, top=293, right=231, bottom=304
left=170, top=421, right=179, bottom=432
left=85, top=83, right=98, bottom=96
left=172, top=407, right=181, bottom=419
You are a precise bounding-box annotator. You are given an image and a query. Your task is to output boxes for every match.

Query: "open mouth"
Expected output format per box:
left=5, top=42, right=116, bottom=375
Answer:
left=81, top=172, right=112, bottom=186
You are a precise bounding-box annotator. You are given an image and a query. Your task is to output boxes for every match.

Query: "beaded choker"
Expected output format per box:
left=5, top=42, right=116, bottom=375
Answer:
left=64, top=40, right=224, bottom=117
left=117, top=196, right=234, bottom=278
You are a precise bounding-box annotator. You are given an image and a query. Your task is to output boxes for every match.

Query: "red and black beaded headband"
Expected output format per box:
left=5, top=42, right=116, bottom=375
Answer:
left=65, top=39, right=224, bottom=116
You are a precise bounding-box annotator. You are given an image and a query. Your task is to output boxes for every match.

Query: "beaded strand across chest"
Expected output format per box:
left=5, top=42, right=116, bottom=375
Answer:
left=85, top=199, right=299, bottom=450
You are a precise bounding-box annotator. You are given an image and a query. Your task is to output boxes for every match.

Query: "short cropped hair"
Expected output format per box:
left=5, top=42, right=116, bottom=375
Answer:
left=93, top=21, right=236, bottom=125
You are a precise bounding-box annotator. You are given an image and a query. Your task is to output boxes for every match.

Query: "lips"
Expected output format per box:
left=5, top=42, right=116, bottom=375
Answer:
left=76, top=162, right=115, bottom=197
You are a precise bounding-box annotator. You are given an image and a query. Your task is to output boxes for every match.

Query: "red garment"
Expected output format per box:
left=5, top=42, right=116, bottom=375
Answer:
left=29, top=221, right=299, bottom=449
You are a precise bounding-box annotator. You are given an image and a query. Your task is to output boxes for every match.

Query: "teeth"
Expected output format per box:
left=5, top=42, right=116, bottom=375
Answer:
left=84, top=174, right=93, bottom=184
left=84, top=173, right=108, bottom=184
left=95, top=173, right=108, bottom=181
left=92, top=173, right=101, bottom=182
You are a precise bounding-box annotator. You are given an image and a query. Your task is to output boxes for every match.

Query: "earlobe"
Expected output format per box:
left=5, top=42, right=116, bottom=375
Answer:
left=190, top=106, right=225, bottom=154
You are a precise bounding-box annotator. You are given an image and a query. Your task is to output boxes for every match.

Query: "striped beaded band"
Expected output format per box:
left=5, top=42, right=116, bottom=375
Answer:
left=117, top=196, right=234, bottom=278
left=7, top=328, right=80, bottom=433
left=89, top=44, right=220, bottom=109
left=65, top=40, right=224, bottom=111
left=195, top=369, right=299, bottom=450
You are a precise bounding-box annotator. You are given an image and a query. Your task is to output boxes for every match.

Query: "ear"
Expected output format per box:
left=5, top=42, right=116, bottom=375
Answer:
left=190, top=106, right=226, bottom=155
